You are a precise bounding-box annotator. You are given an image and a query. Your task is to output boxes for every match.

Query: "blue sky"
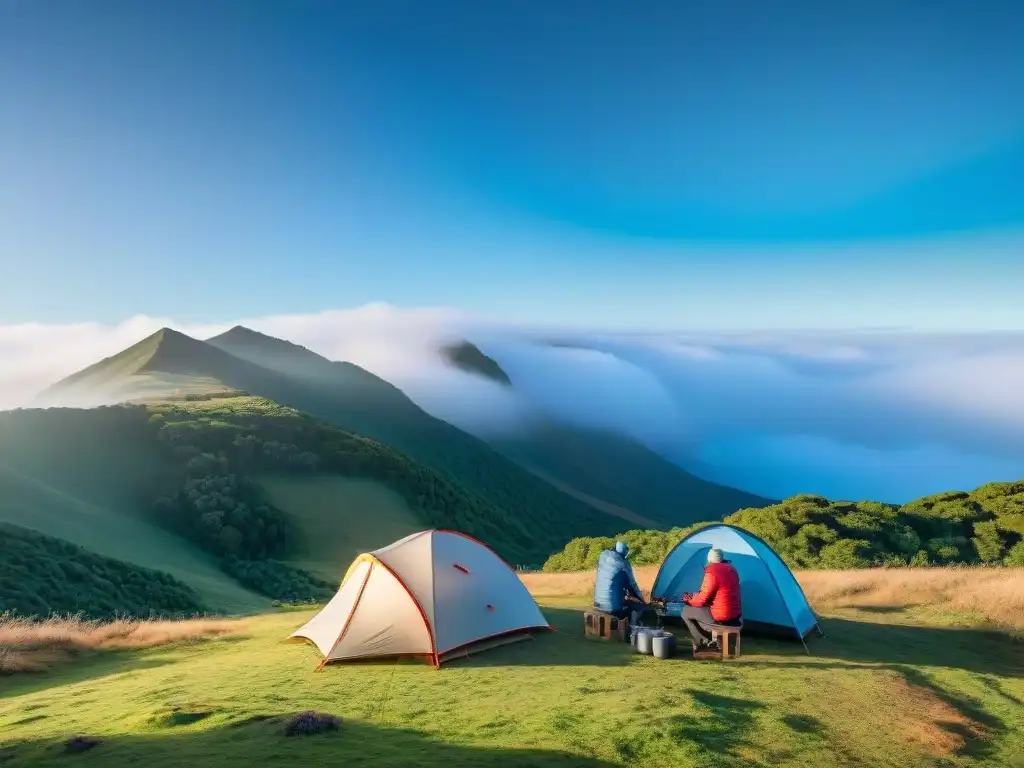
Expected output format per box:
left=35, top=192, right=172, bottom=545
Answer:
left=2, top=0, right=1023, bottom=329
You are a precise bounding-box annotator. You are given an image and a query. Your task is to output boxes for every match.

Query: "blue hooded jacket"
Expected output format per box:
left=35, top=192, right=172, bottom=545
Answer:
left=593, top=544, right=643, bottom=613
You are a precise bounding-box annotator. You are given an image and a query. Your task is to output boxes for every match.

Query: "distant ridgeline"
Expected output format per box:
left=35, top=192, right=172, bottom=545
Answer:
left=542, top=484, right=1024, bottom=572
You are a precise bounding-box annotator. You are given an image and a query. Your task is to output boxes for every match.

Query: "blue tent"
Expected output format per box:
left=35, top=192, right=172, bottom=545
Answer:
left=652, top=524, right=821, bottom=649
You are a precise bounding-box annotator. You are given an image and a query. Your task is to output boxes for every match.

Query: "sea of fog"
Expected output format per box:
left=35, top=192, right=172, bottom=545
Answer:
left=3, top=306, right=1022, bottom=504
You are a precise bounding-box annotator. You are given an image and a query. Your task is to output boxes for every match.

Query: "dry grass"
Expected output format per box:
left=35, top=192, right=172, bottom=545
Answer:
left=520, top=566, right=1024, bottom=633
left=0, top=613, right=242, bottom=675
left=520, top=565, right=658, bottom=599
left=799, top=566, right=1024, bottom=633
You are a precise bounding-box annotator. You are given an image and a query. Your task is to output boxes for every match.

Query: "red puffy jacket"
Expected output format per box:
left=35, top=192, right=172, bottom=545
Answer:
left=685, top=562, right=742, bottom=622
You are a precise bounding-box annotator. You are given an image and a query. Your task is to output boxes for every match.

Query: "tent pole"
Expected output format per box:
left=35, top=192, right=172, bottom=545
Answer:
left=800, top=636, right=811, bottom=655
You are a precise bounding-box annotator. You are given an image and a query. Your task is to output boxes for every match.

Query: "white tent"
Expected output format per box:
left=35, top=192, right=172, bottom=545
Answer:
left=289, top=530, right=551, bottom=668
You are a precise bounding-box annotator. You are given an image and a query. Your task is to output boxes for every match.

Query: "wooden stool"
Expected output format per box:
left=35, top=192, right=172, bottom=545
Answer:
left=584, top=610, right=628, bottom=641
left=705, top=622, right=742, bottom=660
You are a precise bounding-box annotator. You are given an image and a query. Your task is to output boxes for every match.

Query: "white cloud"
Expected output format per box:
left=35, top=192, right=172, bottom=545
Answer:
left=0, top=315, right=188, bottom=410
left=0, top=303, right=466, bottom=410
left=2, top=303, right=1023, bottom=503
left=237, top=302, right=470, bottom=380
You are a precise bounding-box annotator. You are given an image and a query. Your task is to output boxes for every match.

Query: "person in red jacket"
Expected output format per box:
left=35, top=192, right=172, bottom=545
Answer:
left=679, top=547, right=742, bottom=651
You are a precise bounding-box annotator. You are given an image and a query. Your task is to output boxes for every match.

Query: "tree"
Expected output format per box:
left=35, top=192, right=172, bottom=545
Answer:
left=817, top=539, right=872, bottom=569
left=219, top=525, right=244, bottom=554
left=972, top=520, right=1005, bottom=563
left=1005, top=541, right=1024, bottom=566
left=909, top=550, right=931, bottom=567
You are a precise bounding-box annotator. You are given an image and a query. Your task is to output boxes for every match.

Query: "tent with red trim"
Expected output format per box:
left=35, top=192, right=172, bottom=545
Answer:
left=289, top=530, right=551, bottom=668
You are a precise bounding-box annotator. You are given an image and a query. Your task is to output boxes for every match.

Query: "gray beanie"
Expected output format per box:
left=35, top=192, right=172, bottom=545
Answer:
left=615, top=541, right=629, bottom=556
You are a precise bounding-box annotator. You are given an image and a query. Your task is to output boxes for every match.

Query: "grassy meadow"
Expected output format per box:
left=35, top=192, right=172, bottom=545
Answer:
left=524, top=565, right=1024, bottom=637
left=262, top=475, right=422, bottom=581
left=2, top=568, right=1022, bottom=768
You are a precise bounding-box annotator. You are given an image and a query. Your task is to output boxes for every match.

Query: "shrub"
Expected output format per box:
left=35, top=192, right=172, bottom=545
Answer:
left=1005, top=541, right=1024, bottom=566
left=221, top=558, right=334, bottom=603
left=543, top=480, right=1024, bottom=572
left=0, top=524, right=208, bottom=619
left=973, top=520, right=1006, bottom=562
left=283, top=711, right=342, bottom=737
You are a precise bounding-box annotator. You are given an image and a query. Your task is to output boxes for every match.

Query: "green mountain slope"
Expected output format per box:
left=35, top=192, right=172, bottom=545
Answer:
left=2, top=389, right=626, bottom=581
left=201, top=327, right=642, bottom=547
left=0, top=522, right=211, bottom=619
left=438, top=340, right=771, bottom=527
left=490, top=422, right=771, bottom=527
left=0, top=405, right=272, bottom=613
left=260, top=475, right=423, bottom=581
left=0, top=462, right=269, bottom=614
left=2, top=395, right=553, bottom=615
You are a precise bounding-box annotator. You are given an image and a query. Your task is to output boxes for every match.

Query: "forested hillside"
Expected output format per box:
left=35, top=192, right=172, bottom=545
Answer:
left=0, top=394, right=642, bottom=615
left=0, top=523, right=208, bottom=619
left=145, top=394, right=594, bottom=565
left=543, top=483, right=1024, bottom=571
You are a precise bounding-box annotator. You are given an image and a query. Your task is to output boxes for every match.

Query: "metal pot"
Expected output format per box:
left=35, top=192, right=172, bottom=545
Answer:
left=636, top=628, right=655, bottom=655
left=652, top=632, right=676, bottom=659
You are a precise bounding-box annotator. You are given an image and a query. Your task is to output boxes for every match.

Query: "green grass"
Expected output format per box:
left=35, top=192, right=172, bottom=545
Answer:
left=0, top=463, right=269, bottom=615
left=261, top=474, right=422, bottom=581
left=2, top=601, right=1021, bottom=767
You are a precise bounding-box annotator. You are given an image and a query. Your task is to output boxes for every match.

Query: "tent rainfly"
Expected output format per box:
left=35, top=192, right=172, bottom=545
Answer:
left=289, top=530, right=551, bottom=668
left=652, top=524, right=822, bottom=651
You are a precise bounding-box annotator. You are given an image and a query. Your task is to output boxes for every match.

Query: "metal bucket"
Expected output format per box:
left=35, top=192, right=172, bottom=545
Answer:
left=634, top=630, right=659, bottom=655
left=652, top=633, right=675, bottom=659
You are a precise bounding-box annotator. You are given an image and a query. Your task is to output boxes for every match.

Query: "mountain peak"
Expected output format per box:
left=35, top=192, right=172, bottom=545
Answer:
left=208, top=325, right=301, bottom=349
left=35, top=327, right=219, bottom=405
left=138, top=328, right=216, bottom=373
left=151, top=326, right=194, bottom=343
left=206, top=326, right=336, bottom=377
left=215, top=325, right=264, bottom=341
left=440, top=341, right=512, bottom=386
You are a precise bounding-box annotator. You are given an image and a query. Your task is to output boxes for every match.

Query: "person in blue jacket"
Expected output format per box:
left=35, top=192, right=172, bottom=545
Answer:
left=593, top=541, right=647, bottom=625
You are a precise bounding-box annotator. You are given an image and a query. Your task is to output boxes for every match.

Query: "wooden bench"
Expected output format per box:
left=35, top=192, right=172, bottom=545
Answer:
left=583, top=609, right=628, bottom=641
left=699, top=621, right=742, bottom=660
